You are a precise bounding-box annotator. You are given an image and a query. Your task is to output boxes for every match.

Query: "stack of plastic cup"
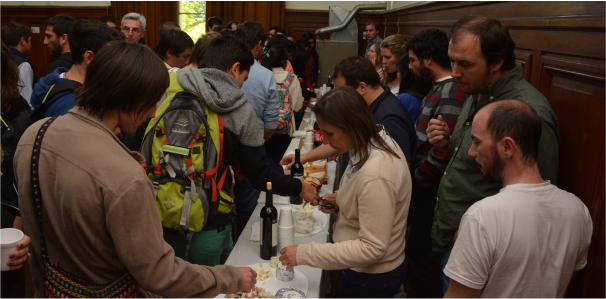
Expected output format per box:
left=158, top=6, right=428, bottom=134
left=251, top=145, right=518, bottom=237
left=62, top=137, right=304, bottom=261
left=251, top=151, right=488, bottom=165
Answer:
left=1, top=228, right=23, bottom=271
left=304, top=131, right=314, bottom=153
left=278, top=207, right=295, bottom=252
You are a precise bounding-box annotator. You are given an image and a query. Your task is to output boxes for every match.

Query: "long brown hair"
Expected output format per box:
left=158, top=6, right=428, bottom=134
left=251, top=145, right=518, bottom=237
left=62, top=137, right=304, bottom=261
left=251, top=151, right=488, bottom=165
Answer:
left=1, top=42, right=21, bottom=114
left=75, top=40, right=169, bottom=119
left=312, top=86, right=400, bottom=167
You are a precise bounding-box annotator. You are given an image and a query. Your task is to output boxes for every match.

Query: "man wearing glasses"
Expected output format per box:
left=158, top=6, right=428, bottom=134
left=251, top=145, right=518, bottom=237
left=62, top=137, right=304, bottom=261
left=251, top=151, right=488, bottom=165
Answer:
left=121, top=12, right=146, bottom=44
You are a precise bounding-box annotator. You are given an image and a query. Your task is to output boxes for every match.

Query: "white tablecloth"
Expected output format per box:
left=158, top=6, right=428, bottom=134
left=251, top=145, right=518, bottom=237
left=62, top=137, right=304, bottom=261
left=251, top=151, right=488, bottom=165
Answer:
left=224, top=136, right=336, bottom=298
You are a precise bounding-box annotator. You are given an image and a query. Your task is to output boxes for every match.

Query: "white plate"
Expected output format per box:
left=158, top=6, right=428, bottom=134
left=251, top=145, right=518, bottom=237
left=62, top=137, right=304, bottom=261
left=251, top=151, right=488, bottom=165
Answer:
left=217, top=263, right=308, bottom=297
left=278, top=205, right=329, bottom=237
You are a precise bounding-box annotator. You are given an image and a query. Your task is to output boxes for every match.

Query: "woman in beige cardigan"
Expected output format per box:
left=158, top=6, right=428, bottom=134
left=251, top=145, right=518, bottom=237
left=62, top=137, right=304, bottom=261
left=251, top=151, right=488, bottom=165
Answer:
left=280, top=86, right=412, bottom=298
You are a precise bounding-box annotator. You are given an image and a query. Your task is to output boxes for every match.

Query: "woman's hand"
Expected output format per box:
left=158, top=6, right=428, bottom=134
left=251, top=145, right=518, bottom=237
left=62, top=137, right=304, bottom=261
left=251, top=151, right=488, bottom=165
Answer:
left=279, top=245, right=298, bottom=270
left=315, top=94, right=322, bottom=100
left=7, top=234, right=30, bottom=271
left=377, top=69, right=384, bottom=81
left=319, top=191, right=339, bottom=214
left=277, top=118, right=285, bottom=130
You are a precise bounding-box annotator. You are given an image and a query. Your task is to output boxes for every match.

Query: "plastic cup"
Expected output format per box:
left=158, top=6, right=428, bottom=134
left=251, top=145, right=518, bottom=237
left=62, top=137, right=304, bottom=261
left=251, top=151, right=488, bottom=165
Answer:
left=304, top=142, right=314, bottom=153
left=279, top=207, right=294, bottom=227
left=304, top=131, right=314, bottom=144
left=1, top=228, right=24, bottom=271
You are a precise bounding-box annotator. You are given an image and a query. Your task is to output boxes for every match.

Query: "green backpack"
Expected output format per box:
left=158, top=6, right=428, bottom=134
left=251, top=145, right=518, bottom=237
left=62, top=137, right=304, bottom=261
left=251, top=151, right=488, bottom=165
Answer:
left=140, top=73, right=234, bottom=233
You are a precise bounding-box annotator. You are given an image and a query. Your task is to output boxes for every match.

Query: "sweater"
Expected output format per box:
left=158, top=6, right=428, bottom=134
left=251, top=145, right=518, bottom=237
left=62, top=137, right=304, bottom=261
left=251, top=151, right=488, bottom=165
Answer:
left=296, top=130, right=411, bottom=274
left=15, top=107, right=244, bottom=297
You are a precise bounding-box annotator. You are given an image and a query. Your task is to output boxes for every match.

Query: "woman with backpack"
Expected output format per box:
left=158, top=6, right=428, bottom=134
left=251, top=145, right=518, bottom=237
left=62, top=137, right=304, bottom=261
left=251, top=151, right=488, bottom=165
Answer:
left=261, top=46, right=304, bottom=164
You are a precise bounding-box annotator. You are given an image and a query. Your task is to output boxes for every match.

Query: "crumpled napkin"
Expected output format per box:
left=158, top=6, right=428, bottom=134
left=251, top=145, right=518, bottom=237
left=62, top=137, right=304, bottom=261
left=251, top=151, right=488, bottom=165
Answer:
left=250, top=221, right=260, bottom=241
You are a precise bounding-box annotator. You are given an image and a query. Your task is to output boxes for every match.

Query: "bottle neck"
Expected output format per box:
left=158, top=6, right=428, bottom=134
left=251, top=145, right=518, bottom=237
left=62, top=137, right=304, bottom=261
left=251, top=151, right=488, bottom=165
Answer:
left=295, top=151, right=300, bottom=164
left=266, top=189, right=273, bottom=206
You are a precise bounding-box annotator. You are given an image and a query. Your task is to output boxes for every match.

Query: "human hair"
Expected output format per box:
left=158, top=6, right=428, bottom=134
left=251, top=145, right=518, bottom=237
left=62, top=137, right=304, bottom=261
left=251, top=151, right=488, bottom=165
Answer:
left=75, top=41, right=168, bottom=119
left=302, top=32, right=318, bottom=57
left=313, top=86, right=400, bottom=167
left=69, top=19, right=122, bottom=65
left=484, top=100, right=542, bottom=166
left=1, top=22, right=32, bottom=47
left=202, top=34, right=254, bottom=73
left=450, top=16, right=516, bottom=72
left=45, top=15, right=75, bottom=38
left=365, top=20, right=380, bottom=32
left=190, top=32, right=221, bottom=68
left=207, top=16, right=223, bottom=30
left=121, top=12, right=146, bottom=30
left=331, top=56, right=381, bottom=89
left=235, top=21, right=268, bottom=50
left=154, top=29, right=194, bottom=60
left=260, top=46, right=287, bottom=71
left=370, top=42, right=383, bottom=68
left=292, top=40, right=310, bottom=77
left=397, top=53, right=432, bottom=96
left=226, top=21, right=238, bottom=30
left=275, top=27, right=286, bottom=35
left=213, top=26, right=225, bottom=33
left=404, top=28, right=451, bottom=70
left=266, top=35, right=294, bottom=55
left=269, top=26, right=279, bottom=32
left=158, top=21, right=180, bottom=38
left=380, top=34, right=407, bottom=61
left=99, top=15, right=117, bottom=25
left=1, top=42, right=20, bottom=114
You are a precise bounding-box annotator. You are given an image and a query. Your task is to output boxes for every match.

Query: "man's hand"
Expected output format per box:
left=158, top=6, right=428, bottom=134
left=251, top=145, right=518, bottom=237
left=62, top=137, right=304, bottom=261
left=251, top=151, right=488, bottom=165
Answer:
left=279, top=245, right=298, bottom=270
left=238, top=267, right=257, bottom=293
left=300, top=182, right=319, bottom=205
left=277, top=118, right=285, bottom=130
left=315, top=94, right=322, bottom=100
left=426, top=115, right=451, bottom=151
left=319, top=191, right=339, bottom=214
left=7, top=234, right=30, bottom=271
left=280, top=154, right=295, bottom=170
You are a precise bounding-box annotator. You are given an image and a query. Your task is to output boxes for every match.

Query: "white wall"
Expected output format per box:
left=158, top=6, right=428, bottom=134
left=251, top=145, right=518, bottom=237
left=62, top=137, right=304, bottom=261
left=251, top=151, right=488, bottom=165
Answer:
left=284, top=1, right=422, bottom=11
left=1, top=1, right=110, bottom=6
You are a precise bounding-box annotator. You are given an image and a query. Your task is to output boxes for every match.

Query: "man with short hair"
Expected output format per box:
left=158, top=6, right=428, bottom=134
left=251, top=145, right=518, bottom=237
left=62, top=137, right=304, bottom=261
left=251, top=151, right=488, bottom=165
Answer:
left=99, top=15, right=117, bottom=30
left=364, top=20, right=382, bottom=58
left=285, top=33, right=294, bottom=42
left=30, top=19, right=121, bottom=117
left=282, top=56, right=416, bottom=166
left=155, top=29, right=193, bottom=71
left=268, top=26, right=278, bottom=38
left=402, top=28, right=468, bottom=298
left=44, top=15, right=75, bottom=75
left=158, top=21, right=180, bottom=38
left=1, top=21, right=36, bottom=103
left=443, top=100, right=591, bottom=298
left=234, top=20, right=280, bottom=238
left=207, top=16, right=223, bottom=32
left=427, top=16, right=560, bottom=293
left=121, top=12, right=146, bottom=44
left=158, top=34, right=318, bottom=266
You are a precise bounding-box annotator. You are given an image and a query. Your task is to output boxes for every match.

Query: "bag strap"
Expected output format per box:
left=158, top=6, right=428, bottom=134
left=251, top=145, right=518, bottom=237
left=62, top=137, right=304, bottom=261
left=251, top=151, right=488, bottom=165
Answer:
left=42, top=80, right=83, bottom=105
left=29, top=117, right=57, bottom=264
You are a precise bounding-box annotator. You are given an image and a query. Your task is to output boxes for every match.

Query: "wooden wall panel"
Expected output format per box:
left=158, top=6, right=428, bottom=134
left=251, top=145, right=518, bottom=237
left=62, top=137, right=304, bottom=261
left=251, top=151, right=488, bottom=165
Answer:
left=0, top=6, right=109, bottom=79
left=207, top=1, right=285, bottom=34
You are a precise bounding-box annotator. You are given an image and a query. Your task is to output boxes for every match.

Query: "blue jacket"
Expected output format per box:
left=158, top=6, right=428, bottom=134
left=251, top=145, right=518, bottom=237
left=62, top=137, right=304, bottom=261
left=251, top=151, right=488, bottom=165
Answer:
left=30, top=67, right=76, bottom=117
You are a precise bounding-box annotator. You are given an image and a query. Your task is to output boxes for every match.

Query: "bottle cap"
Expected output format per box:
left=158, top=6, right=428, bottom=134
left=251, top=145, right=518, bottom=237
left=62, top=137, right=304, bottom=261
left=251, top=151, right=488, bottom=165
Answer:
left=267, top=182, right=272, bottom=190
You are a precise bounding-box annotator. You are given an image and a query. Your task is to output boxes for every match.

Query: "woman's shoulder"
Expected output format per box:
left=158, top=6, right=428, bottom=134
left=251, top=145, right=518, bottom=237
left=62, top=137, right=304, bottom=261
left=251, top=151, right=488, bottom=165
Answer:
left=358, top=147, right=407, bottom=182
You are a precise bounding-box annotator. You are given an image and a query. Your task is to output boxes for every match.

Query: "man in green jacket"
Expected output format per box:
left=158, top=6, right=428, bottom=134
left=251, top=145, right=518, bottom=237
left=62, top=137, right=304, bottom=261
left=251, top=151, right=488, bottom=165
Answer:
left=426, top=16, right=560, bottom=294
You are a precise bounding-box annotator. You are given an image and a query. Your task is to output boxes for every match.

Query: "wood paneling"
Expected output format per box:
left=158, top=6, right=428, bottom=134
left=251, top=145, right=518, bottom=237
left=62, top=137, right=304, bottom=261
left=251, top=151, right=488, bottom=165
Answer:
left=380, top=1, right=605, bottom=298
left=207, top=1, right=284, bottom=34
left=0, top=6, right=109, bottom=79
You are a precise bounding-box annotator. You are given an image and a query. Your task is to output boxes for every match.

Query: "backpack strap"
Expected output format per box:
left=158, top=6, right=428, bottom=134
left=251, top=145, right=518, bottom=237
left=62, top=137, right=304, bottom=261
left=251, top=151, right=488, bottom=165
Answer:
left=41, top=80, right=83, bottom=105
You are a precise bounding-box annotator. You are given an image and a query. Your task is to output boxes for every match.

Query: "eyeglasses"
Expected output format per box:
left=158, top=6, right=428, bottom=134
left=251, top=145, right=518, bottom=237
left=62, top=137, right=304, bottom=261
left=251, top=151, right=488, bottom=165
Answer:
left=122, top=27, right=141, bottom=34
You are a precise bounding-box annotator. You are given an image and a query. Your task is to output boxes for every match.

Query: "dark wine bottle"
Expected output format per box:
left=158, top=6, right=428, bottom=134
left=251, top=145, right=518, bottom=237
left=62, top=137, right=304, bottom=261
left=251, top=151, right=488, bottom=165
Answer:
left=327, top=75, right=332, bottom=90
left=290, top=149, right=304, bottom=205
left=260, top=182, right=277, bottom=260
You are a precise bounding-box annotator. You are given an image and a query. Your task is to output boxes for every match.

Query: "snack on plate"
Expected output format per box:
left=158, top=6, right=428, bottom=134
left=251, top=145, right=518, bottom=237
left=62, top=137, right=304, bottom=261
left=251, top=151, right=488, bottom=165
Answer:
left=303, top=160, right=328, bottom=182
left=303, top=177, right=321, bottom=189
left=254, top=264, right=273, bottom=282
left=225, top=286, right=275, bottom=298
left=293, top=203, right=314, bottom=219
left=275, top=288, right=306, bottom=298
left=270, top=256, right=280, bottom=268
left=295, top=217, right=313, bottom=234
left=311, top=160, right=326, bottom=168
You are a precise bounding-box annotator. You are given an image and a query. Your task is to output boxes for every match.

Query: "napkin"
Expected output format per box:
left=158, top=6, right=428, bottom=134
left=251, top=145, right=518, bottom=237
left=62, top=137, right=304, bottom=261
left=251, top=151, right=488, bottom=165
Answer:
left=250, top=221, right=260, bottom=241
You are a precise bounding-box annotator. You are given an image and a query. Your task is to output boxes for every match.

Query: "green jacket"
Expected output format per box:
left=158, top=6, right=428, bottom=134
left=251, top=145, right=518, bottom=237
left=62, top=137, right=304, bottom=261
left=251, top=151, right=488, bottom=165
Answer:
left=432, top=63, right=560, bottom=253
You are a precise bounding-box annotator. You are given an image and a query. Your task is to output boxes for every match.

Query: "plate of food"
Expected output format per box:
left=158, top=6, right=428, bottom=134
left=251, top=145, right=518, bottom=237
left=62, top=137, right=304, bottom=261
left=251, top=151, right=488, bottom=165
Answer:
left=278, top=204, right=329, bottom=237
left=219, top=262, right=308, bottom=298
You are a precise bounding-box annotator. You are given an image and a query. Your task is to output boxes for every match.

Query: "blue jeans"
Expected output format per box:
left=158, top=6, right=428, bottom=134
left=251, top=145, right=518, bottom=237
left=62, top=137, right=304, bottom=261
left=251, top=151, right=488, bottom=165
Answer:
left=440, top=243, right=454, bottom=295
left=335, top=261, right=406, bottom=298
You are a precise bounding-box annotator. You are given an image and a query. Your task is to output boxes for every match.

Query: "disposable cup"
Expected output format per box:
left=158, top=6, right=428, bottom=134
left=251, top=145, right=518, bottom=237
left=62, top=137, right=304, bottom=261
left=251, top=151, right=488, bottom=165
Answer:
left=1, top=228, right=24, bottom=271
left=304, top=131, right=314, bottom=144
left=304, top=142, right=314, bottom=153
left=279, top=207, right=294, bottom=227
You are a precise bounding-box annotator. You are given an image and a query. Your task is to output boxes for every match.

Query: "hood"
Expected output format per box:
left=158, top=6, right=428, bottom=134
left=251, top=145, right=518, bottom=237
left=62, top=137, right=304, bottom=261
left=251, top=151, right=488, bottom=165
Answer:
left=30, top=67, right=69, bottom=109
left=176, top=68, right=249, bottom=113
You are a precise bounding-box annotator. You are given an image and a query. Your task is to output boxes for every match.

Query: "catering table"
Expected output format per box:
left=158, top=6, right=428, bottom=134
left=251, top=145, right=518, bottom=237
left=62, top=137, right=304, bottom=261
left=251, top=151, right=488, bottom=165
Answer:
left=225, top=135, right=337, bottom=298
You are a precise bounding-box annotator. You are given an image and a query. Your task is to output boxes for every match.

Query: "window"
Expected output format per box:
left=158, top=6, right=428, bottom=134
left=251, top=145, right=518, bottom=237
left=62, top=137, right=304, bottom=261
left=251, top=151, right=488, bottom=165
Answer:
left=179, top=1, right=206, bottom=40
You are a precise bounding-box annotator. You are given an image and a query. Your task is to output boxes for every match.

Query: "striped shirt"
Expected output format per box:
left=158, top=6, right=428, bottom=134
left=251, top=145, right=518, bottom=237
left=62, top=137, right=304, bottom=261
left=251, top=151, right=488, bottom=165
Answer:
left=413, top=77, right=467, bottom=189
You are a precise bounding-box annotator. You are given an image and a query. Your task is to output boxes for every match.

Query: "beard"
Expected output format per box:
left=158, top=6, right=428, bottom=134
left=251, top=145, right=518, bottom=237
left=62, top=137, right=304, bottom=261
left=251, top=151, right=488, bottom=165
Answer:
left=417, top=62, right=434, bottom=82
left=476, top=146, right=504, bottom=183
left=49, top=42, right=62, bottom=57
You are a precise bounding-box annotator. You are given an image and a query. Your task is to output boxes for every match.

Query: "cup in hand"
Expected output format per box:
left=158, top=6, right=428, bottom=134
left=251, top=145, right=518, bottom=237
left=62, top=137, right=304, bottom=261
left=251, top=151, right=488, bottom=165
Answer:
left=1, top=228, right=23, bottom=271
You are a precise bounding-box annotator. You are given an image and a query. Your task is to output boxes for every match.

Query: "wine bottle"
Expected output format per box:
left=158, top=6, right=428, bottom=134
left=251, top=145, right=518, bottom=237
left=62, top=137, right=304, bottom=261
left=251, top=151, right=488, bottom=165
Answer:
left=290, top=149, right=304, bottom=205
left=260, top=182, right=277, bottom=260
left=327, top=75, right=332, bottom=90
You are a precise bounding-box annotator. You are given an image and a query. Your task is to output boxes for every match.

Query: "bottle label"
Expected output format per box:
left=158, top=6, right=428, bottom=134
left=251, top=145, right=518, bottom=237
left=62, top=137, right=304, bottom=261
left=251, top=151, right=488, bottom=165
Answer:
left=314, top=130, right=323, bottom=143
left=293, top=173, right=304, bottom=180
left=272, top=219, right=278, bottom=246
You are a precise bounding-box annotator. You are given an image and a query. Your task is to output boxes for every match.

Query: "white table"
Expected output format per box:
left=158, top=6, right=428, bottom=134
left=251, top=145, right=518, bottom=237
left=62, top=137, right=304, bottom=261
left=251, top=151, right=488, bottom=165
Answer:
left=225, top=136, right=336, bottom=298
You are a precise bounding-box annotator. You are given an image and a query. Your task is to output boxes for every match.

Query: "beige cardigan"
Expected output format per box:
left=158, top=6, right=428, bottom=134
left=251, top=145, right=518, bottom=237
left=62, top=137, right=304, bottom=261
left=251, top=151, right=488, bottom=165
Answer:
left=15, top=107, right=244, bottom=297
left=296, top=135, right=411, bottom=273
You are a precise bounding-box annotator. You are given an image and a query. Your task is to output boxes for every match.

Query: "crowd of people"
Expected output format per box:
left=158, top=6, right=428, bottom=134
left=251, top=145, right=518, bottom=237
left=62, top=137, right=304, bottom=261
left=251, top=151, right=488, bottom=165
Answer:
left=0, top=11, right=593, bottom=299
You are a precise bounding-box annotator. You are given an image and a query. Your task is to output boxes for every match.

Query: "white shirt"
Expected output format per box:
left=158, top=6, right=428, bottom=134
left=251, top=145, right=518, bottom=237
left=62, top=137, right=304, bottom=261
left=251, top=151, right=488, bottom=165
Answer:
left=444, top=181, right=593, bottom=297
left=389, top=84, right=399, bottom=96
left=18, top=63, right=34, bottom=105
